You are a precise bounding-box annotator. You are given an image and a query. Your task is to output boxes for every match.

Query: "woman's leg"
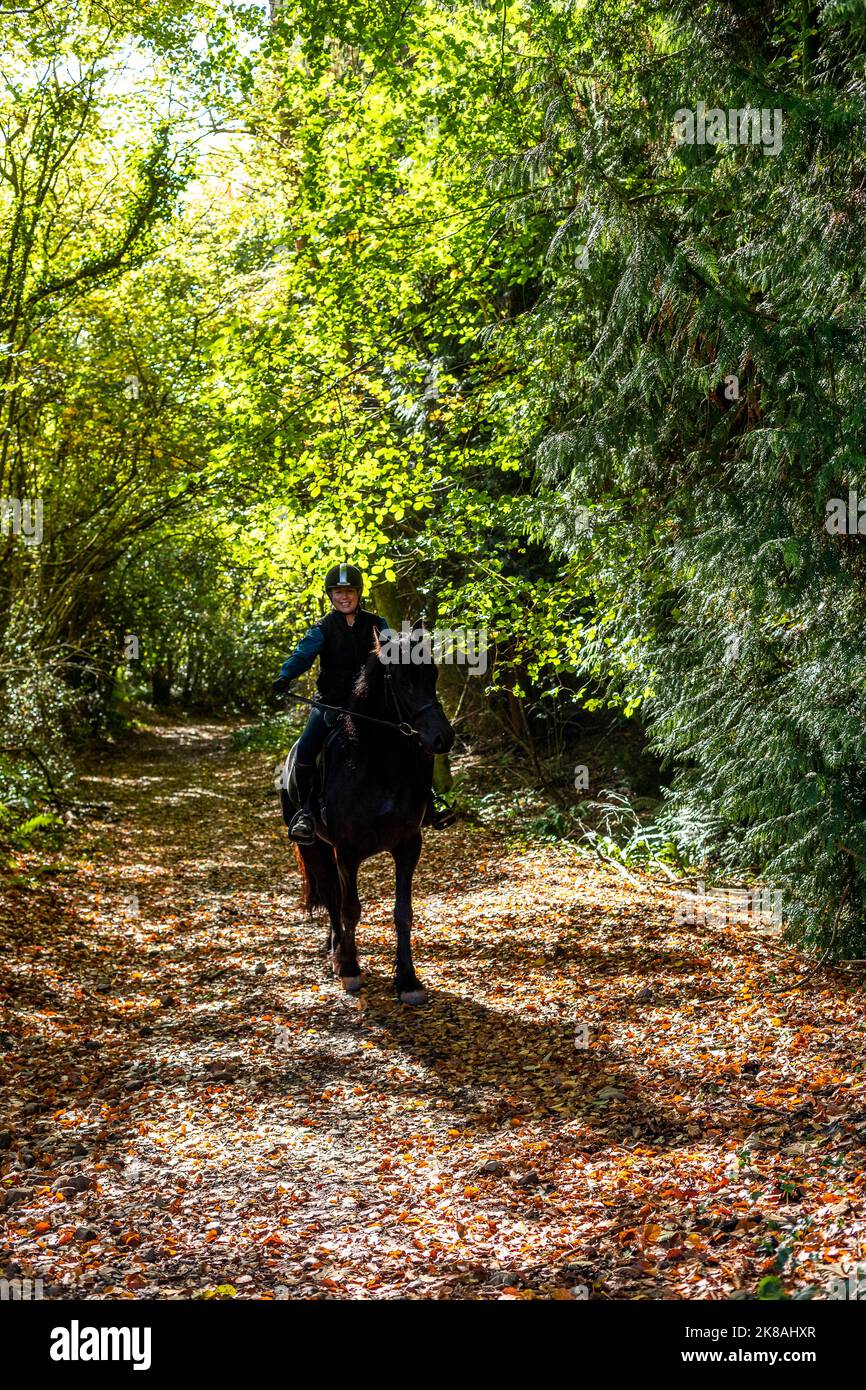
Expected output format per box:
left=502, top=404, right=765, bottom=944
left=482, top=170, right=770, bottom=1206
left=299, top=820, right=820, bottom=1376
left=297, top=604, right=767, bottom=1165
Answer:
left=295, top=706, right=329, bottom=767
left=289, top=708, right=329, bottom=842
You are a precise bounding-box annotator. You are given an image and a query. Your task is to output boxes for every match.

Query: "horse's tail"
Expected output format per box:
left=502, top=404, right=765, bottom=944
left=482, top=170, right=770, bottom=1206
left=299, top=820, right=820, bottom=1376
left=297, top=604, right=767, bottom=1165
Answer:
left=293, top=840, right=339, bottom=915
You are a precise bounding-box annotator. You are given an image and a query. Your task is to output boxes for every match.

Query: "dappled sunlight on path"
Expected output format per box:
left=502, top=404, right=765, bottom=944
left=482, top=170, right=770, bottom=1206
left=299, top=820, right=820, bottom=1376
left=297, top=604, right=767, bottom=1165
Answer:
left=1, top=723, right=865, bottom=1300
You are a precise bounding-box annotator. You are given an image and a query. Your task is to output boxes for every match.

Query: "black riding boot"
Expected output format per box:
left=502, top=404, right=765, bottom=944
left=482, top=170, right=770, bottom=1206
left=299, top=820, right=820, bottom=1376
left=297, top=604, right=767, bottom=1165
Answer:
left=289, top=762, right=317, bottom=844
left=423, top=791, right=457, bottom=830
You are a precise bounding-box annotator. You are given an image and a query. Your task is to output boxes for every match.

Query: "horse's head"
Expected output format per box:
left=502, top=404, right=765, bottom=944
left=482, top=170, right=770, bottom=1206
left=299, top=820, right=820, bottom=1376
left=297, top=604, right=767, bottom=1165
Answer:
left=375, top=626, right=455, bottom=757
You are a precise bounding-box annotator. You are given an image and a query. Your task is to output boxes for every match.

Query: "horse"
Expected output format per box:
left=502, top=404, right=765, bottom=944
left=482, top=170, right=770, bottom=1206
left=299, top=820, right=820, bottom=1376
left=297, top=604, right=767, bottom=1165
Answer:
left=283, top=628, right=455, bottom=1004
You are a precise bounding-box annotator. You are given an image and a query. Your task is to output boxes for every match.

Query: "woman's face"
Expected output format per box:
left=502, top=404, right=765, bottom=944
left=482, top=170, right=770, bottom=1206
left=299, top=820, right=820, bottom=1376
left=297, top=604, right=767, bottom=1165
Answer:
left=330, top=585, right=359, bottom=615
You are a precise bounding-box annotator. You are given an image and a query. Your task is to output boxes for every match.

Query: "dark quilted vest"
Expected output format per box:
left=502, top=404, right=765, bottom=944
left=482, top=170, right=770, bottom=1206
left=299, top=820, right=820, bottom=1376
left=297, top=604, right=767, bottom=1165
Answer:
left=316, top=608, right=385, bottom=705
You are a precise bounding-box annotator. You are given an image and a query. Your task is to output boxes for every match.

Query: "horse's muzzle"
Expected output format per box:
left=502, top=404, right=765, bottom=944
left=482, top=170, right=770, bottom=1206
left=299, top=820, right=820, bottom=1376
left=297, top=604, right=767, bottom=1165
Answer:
left=419, top=718, right=455, bottom=757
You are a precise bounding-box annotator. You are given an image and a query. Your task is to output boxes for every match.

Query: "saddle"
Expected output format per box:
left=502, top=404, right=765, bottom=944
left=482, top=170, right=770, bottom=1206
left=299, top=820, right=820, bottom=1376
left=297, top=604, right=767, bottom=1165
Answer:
left=278, top=728, right=341, bottom=828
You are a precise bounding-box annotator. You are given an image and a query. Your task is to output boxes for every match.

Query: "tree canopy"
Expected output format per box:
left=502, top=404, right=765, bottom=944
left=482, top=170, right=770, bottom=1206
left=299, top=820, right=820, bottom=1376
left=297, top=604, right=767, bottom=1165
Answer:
left=2, top=0, right=865, bottom=955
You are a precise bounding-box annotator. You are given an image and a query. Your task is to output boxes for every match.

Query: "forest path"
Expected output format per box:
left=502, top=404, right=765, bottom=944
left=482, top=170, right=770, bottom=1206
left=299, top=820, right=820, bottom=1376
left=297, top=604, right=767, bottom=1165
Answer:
left=1, top=721, right=864, bottom=1300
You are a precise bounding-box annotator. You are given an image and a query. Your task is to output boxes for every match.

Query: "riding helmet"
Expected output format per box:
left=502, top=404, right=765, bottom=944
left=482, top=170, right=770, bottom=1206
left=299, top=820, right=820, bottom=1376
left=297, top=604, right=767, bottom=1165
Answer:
left=325, top=562, right=363, bottom=595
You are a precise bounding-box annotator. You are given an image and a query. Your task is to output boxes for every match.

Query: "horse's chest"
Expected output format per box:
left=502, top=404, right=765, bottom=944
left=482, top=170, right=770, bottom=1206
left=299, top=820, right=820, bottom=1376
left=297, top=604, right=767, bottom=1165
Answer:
left=327, top=748, right=427, bottom=827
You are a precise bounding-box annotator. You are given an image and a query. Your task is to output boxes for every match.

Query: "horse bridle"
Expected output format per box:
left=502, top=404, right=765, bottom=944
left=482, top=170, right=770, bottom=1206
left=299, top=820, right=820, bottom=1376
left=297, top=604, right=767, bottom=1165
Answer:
left=382, top=669, right=442, bottom=741
left=283, top=679, right=442, bottom=741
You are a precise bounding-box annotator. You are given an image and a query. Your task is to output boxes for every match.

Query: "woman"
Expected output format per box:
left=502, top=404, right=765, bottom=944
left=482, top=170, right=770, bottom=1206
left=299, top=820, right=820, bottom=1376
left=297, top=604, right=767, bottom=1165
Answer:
left=273, top=562, right=454, bottom=842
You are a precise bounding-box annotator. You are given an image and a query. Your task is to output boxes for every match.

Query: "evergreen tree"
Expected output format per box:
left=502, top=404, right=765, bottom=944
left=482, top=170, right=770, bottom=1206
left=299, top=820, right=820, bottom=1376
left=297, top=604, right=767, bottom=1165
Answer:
left=495, top=0, right=866, bottom=953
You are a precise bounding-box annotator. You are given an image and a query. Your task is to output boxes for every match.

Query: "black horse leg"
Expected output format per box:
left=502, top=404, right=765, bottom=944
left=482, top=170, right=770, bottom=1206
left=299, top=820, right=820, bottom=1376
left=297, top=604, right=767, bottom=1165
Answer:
left=297, top=839, right=342, bottom=955
left=392, top=833, right=426, bottom=1004
left=334, top=850, right=362, bottom=992
left=322, top=889, right=342, bottom=960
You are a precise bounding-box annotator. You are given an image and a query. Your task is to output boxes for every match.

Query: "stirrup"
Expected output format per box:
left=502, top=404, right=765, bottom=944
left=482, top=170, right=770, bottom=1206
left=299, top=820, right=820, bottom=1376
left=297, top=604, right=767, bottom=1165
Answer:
left=429, top=804, right=457, bottom=830
left=289, top=811, right=315, bottom=845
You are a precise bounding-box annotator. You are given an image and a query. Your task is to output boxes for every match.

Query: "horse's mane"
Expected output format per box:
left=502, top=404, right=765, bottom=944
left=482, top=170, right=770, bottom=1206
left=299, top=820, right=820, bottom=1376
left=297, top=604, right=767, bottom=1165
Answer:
left=346, top=634, right=433, bottom=736
left=351, top=650, right=382, bottom=705
left=340, top=651, right=384, bottom=740
left=351, top=634, right=423, bottom=701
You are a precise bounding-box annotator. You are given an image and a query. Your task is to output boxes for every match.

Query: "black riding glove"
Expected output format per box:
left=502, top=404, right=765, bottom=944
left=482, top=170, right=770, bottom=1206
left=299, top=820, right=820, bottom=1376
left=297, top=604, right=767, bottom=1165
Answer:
left=272, top=675, right=293, bottom=698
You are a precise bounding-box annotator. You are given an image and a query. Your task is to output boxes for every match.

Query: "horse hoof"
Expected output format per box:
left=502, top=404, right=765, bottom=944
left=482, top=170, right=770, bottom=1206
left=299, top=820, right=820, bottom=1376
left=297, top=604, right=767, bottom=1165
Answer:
left=342, top=975, right=362, bottom=993
left=399, top=988, right=428, bottom=1006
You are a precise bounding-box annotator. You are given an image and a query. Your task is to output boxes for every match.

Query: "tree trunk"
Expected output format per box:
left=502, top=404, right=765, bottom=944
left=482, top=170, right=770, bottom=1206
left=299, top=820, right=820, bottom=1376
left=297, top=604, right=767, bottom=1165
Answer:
left=151, top=664, right=171, bottom=707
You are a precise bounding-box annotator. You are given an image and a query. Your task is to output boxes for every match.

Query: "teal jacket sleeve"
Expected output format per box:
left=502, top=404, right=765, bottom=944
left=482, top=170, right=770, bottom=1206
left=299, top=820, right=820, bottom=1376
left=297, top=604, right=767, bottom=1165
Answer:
left=277, top=625, right=325, bottom=683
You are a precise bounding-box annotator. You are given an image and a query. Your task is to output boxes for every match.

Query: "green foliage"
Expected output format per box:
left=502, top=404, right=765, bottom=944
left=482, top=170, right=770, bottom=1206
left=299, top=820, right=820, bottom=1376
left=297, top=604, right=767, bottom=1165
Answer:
left=2, top=0, right=863, bottom=961
left=527, top=805, right=581, bottom=842
left=231, top=713, right=300, bottom=755
left=485, top=0, right=866, bottom=955
left=9, top=813, right=64, bottom=849
left=578, top=793, right=684, bottom=871
left=755, top=1275, right=789, bottom=1301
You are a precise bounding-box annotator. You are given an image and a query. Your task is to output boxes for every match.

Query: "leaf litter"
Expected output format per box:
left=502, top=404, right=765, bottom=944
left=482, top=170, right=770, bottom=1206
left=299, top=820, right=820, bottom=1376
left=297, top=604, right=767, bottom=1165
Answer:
left=1, top=722, right=865, bottom=1300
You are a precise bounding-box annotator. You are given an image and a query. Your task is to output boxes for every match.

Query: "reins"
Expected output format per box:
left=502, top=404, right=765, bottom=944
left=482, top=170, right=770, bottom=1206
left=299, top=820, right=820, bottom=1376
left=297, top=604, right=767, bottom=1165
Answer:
left=281, top=686, right=433, bottom=740
left=382, top=669, right=440, bottom=737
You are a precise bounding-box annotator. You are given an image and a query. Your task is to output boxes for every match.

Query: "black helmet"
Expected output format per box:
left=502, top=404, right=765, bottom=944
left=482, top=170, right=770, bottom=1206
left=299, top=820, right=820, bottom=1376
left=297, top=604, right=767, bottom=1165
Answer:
left=325, top=562, right=363, bottom=595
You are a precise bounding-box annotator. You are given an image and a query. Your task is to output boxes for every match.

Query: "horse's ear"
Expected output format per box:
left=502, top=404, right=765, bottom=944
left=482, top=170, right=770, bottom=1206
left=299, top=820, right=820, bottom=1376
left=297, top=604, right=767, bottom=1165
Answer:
left=371, top=626, right=382, bottom=655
